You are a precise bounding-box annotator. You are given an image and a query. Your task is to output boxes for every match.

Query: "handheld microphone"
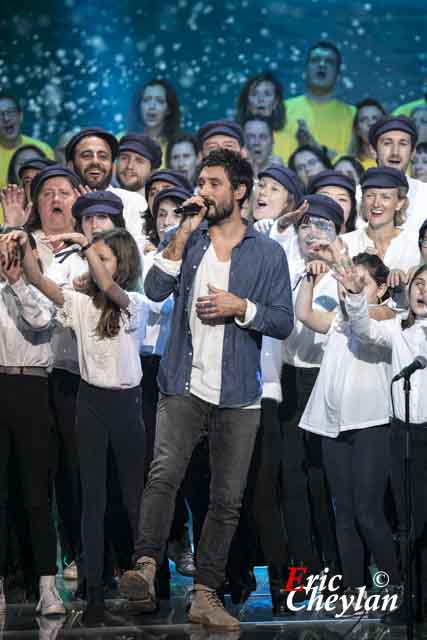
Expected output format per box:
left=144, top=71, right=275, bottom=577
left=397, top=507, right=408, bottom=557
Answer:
left=392, top=356, right=427, bottom=382
left=174, top=203, right=203, bottom=216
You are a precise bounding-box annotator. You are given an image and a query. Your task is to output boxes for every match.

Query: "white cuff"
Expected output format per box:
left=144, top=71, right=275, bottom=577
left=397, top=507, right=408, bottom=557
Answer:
left=154, top=250, right=182, bottom=277
left=235, top=299, right=257, bottom=327
left=9, top=277, right=27, bottom=296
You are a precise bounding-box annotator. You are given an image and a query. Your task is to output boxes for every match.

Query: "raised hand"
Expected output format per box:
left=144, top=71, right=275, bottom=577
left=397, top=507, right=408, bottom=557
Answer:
left=0, top=185, right=29, bottom=226
left=332, top=254, right=365, bottom=294
left=277, top=200, right=309, bottom=232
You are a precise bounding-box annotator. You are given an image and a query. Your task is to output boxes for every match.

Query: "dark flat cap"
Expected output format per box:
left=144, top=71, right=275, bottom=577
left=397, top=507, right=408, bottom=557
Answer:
left=258, top=165, right=303, bottom=202
left=30, top=165, right=81, bottom=201
left=152, top=186, right=193, bottom=218
left=72, top=190, right=124, bottom=219
left=368, top=115, right=418, bottom=148
left=197, top=120, right=244, bottom=147
left=360, top=167, right=409, bottom=191
left=119, top=133, right=162, bottom=169
left=145, top=169, right=192, bottom=202
left=296, top=194, right=344, bottom=229
left=65, top=127, right=119, bottom=162
left=308, top=169, right=356, bottom=196
left=18, top=158, right=56, bottom=180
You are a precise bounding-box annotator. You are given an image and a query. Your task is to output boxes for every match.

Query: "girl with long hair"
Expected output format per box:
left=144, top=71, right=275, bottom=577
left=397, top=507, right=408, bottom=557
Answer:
left=3, top=227, right=147, bottom=625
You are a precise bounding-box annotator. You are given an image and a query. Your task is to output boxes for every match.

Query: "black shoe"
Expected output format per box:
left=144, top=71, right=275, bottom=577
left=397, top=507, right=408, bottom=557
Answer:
left=229, top=569, right=256, bottom=605
left=81, top=586, right=105, bottom=626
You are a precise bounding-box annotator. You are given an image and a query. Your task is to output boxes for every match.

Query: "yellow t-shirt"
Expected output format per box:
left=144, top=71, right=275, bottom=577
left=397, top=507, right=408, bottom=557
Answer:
left=274, top=95, right=356, bottom=164
left=0, top=135, right=54, bottom=223
left=393, top=98, right=426, bottom=117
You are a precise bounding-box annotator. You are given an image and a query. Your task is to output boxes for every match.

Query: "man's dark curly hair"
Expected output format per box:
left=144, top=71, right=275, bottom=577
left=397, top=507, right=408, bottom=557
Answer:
left=197, top=148, right=253, bottom=206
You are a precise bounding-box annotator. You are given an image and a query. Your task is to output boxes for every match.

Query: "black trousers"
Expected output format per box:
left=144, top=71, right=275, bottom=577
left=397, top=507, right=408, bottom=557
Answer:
left=253, top=398, right=290, bottom=568
left=49, top=368, right=82, bottom=565
left=322, top=426, right=399, bottom=588
left=0, top=374, right=57, bottom=576
left=76, top=381, right=145, bottom=589
left=390, top=422, right=427, bottom=601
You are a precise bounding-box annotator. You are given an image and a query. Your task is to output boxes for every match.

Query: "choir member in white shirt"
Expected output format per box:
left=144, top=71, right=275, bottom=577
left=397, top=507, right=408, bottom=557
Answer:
left=0, top=233, right=65, bottom=617
left=255, top=194, right=344, bottom=610
left=355, top=115, right=427, bottom=233
left=64, top=127, right=147, bottom=247
left=297, top=252, right=400, bottom=609
left=334, top=258, right=427, bottom=621
left=343, top=167, right=421, bottom=310
left=4, top=226, right=147, bottom=626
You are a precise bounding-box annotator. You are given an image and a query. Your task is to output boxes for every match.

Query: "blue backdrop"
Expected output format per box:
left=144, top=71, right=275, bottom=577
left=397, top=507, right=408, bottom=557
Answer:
left=1, top=0, right=426, bottom=144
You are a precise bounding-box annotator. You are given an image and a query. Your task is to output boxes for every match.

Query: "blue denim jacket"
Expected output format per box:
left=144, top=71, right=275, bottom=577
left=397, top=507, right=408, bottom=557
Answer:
left=144, top=222, right=294, bottom=407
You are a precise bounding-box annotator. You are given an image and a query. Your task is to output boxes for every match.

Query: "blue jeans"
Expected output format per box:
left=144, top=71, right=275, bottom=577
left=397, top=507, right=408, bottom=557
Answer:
left=134, top=393, right=260, bottom=589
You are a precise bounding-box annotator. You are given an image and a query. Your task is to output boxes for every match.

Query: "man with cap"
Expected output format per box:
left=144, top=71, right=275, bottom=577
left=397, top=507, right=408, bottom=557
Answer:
left=65, top=127, right=146, bottom=245
left=145, top=168, right=192, bottom=215
left=196, top=119, right=245, bottom=158
left=116, top=134, right=162, bottom=197
left=366, top=114, right=427, bottom=232
left=343, top=166, right=421, bottom=276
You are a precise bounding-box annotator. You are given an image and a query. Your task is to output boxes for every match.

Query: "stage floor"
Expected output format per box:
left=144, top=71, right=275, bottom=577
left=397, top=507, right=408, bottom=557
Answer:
left=1, top=567, right=426, bottom=639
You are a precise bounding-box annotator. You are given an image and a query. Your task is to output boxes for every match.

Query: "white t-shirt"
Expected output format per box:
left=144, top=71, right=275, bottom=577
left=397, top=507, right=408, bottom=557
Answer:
left=300, top=308, right=392, bottom=437
left=56, top=289, right=146, bottom=389
left=342, top=227, right=421, bottom=272
left=153, top=245, right=258, bottom=406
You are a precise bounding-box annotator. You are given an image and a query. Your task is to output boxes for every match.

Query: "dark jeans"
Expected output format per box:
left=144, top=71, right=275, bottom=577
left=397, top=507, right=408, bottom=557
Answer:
left=141, top=355, right=190, bottom=542
left=134, top=393, right=259, bottom=590
left=0, top=374, right=57, bottom=576
left=322, top=426, right=399, bottom=588
left=76, top=381, right=145, bottom=589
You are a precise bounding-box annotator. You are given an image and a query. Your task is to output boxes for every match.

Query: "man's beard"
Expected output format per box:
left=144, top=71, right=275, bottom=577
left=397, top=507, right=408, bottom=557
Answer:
left=207, top=199, right=234, bottom=225
left=75, top=164, right=113, bottom=190
left=117, top=172, right=144, bottom=192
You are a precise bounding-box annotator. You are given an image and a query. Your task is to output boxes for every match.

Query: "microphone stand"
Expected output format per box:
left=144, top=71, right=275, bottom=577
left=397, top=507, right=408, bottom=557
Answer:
left=403, top=375, right=414, bottom=640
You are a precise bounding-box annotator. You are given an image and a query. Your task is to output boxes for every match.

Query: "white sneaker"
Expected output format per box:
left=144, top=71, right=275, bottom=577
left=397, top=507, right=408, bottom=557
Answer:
left=0, top=577, right=5, bottom=613
left=63, top=561, right=78, bottom=581
left=36, top=576, right=66, bottom=617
